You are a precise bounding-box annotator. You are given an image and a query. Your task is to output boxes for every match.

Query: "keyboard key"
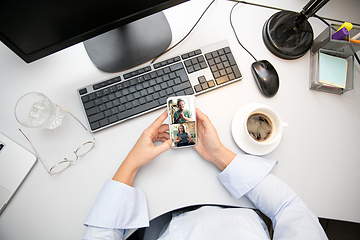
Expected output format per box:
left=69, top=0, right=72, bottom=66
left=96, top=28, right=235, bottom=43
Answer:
left=194, top=85, right=202, bottom=93
left=201, top=82, right=209, bottom=90
left=185, top=88, right=194, bottom=95
left=170, top=63, right=183, bottom=71
left=232, top=65, right=242, bottom=78
left=84, top=101, right=95, bottom=109
left=109, top=115, right=118, bottom=124
left=146, top=95, right=153, bottom=102
left=119, top=105, right=126, bottom=112
left=226, top=53, right=236, bottom=65
left=90, top=122, right=100, bottom=130
left=86, top=107, right=97, bottom=116
left=99, top=104, right=107, bottom=112
left=139, top=97, right=146, bottom=105
left=79, top=88, right=87, bottom=95
left=208, top=80, right=215, bottom=88
left=215, top=75, right=229, bottom=85
left=104, top=110, right=112, bottom=117
left=173, top=82, right=191, bottom=93
left=198, top=76, right=206, bottom=83
left=89, top=112, right=105, bottom=123
left=159, top=98, right=167, bottom=105
left=117, top=101, right=159, bottom=121
left=111, top=107, right=119, bottom=114
left=125, top=102, right=133, bottom=110
left=133, top=100, right=140, bottom=107
left=99, top=118, right=109, bottom=127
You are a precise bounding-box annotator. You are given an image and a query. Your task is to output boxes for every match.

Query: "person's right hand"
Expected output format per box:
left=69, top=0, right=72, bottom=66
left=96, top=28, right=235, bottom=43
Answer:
left=194, top=108, right=236, bottom=171
left=112, top=110, right=171, bottom=186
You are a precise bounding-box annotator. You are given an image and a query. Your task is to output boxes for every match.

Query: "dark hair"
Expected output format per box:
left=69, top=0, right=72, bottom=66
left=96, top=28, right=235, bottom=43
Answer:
left=178, top=124, right=185, bottom=132
left=177, top=99, right=185, bottom=106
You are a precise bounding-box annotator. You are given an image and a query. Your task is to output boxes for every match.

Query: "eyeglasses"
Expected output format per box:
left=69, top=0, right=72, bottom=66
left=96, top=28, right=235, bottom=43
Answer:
left=19, top=105, right=96, bottom=176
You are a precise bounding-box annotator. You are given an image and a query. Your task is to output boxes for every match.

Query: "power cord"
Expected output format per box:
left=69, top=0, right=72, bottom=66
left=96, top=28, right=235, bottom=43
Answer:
left=230, top=1, right=360, bottom=27
left=151, top=0, right=216, bottom=64
left=230, top=1, right=257, bottom=62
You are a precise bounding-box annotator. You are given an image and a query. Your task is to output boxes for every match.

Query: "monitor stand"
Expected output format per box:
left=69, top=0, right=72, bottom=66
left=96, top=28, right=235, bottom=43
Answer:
left=83, top=12, right=172, bottom=73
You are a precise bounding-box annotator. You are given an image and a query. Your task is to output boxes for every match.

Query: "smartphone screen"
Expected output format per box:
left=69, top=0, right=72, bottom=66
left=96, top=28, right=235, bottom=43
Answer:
left=167, top=96, right=197, bottom=148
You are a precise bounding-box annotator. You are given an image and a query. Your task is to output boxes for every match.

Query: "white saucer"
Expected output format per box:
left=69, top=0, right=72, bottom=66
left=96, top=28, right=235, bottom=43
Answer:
left=231, top=103, right=282, bottom=156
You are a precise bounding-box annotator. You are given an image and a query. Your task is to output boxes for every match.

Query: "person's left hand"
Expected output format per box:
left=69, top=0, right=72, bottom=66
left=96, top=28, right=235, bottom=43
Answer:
left=112, top=110, right=171, bottom=186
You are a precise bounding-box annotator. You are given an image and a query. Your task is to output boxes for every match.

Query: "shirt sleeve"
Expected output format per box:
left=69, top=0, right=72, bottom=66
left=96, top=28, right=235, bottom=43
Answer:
left=218, top=154, right=328, bottom=240
left=83, top=179, right=149, bottom=240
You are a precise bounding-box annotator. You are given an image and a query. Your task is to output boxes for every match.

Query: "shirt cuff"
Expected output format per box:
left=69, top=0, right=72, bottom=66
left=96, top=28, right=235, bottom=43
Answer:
left=84, top=179, right=149, bottom=229
left=218, top=154, right=277, bottom=199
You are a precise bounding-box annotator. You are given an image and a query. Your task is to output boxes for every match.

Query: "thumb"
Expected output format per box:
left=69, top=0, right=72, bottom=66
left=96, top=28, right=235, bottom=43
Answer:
left=196, top=108, right=213, bottom=128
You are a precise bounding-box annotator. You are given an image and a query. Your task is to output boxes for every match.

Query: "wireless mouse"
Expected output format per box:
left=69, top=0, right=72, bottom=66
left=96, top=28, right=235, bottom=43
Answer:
left=251, top=60, right=279, bottom=97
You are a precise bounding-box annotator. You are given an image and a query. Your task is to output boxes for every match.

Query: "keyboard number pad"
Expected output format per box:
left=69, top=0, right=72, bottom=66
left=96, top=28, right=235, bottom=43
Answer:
left=205, top=47, right=242, bottom=85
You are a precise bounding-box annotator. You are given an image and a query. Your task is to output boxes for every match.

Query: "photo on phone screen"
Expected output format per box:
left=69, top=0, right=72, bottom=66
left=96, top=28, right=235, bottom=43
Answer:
left=167, top=96, right=197, bottom=148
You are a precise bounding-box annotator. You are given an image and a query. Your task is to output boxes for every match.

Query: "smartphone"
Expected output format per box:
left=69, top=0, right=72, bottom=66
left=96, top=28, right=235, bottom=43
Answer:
left=167, top=95, right=197, bottom=149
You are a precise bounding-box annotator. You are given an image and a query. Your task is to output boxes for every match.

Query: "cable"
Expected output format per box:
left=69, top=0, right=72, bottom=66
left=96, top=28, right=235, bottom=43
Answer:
left=229, top=0, right=360, bottom=27
left=229, top=0, right=286, bottom=12
left=229, top=0, right=360, bottom=65
left=151, top=0, right=216, bottom=64
left=230, top=2, right=257, bottom=62
left=314, top=14, right=330, bottom=26
left=320, top=16, right=360, bottom=27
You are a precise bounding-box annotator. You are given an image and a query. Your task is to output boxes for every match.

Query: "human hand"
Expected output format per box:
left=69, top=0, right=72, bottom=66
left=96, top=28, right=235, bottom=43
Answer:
left=113, top=110, right=171, bottom=185
left=194, top=108, right=235, bottom=171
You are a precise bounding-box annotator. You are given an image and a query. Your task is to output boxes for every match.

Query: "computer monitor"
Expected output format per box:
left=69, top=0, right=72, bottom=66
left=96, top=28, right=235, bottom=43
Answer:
left=0, top=0, right=189, bottom=73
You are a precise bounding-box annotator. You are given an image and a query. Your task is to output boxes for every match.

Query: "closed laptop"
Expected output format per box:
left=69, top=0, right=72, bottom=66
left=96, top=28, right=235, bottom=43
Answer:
left=0, top=132, right=37, bottom=215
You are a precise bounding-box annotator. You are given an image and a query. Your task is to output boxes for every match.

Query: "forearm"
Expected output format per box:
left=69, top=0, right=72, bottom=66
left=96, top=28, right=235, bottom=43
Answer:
left=210, top=145, right=236, bottom=171
left=112, top=158, right=140, bottom=186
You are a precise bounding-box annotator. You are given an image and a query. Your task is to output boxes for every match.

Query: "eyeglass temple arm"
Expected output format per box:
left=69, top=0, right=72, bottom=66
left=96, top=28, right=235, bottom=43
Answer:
left=55, top=104, right=96, bottom=141
left=18, top=128, right=50, bottom=174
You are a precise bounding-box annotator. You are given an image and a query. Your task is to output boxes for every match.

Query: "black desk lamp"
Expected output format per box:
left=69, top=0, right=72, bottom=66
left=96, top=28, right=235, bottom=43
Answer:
left=262, top=0, right=330, bottom=60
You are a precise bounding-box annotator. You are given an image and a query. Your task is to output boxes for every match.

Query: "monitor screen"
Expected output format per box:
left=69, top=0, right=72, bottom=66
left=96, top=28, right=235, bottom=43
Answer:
left=0, top=0, right=188, bottom=69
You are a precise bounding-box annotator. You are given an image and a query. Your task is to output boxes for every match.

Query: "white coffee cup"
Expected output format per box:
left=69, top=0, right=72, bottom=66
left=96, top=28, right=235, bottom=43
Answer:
left=244, top=106, right=285, bottom=146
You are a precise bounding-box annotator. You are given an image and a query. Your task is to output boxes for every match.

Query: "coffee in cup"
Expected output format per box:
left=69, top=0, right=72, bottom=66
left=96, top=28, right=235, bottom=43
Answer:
left=244, top=106, right=284, bottom=146
left=246, top=113, right=273, bottom=142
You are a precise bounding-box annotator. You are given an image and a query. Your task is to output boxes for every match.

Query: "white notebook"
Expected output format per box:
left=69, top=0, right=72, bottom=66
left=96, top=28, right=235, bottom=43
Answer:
left=0, top=132, right=37, bottom=215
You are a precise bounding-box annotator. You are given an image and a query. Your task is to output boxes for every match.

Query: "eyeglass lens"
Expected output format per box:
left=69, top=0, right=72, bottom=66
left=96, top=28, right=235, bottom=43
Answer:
left=75, top=141, right=95, bottom=157
left=49, top=161, right=72, bottom=175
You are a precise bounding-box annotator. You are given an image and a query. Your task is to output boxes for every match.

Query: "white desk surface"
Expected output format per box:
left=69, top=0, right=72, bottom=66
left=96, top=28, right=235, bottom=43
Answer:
left=1, top=0, right=359, bottom=239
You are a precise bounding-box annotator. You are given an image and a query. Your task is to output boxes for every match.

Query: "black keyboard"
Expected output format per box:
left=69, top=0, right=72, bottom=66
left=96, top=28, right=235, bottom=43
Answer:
left=78, top=41, right=243, bottom=132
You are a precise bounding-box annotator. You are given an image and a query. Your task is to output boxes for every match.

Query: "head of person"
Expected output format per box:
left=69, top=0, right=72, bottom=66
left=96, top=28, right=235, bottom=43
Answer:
left=177, top=99, right=185, bottom=111
left=178, top=125, right=185, bottom=133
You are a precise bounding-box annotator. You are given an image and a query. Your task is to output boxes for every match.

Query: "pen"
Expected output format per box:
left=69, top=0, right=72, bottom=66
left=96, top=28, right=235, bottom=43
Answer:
left=350, top=39, right=360, bottom=44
